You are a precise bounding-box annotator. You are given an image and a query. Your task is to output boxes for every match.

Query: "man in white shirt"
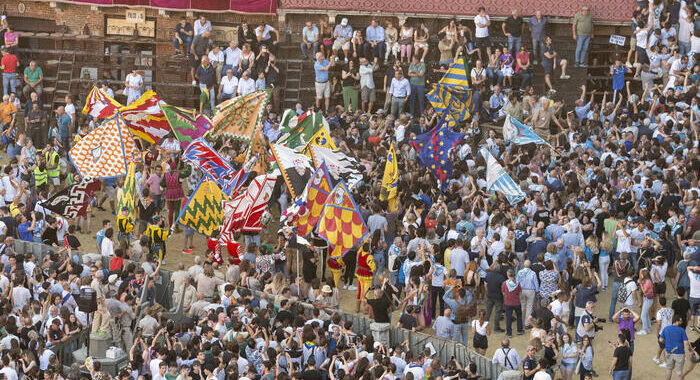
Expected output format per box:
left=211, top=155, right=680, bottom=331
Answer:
left=12, top=284, right=31, bottom=312
left=219, top=68, right=238, bottom=102
left=207, top=45, right=225, bottom=84
left=615, top=219, right=632, bottom=256
left=358, top=57, right=378, bottom=112
left=64, top=95, right=76, bottom=125
left=0, top=356, right=18, bottom=380
left=101, top=228, right=115, bottom=257
left=193, top=15, right=212, bottom=37
left=237, top=71, right=255, bottom=96
left=491, top=338, right=522, bottom=370
left=474, top=7, right=492, bottom=59
left=224, top=41, right=242, bottom=76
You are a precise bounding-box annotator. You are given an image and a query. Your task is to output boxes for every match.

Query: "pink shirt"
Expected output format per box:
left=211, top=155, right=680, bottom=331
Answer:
left=146, top=174, right=162, bottom=195
left=516, top=52, right=530, bottom=73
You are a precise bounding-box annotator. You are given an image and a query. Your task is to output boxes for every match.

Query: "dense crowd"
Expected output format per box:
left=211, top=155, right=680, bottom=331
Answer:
left=0, top=2, right=700, bottom=380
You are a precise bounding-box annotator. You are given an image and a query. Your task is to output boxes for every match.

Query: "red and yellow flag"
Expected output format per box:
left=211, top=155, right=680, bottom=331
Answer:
left=315, top=181, right=369, bottom=258
left=82, top=86, right=122, bottom=119
left=119, top=90, right=171, bottom=144
left=295, top=162, right=333, bottom=237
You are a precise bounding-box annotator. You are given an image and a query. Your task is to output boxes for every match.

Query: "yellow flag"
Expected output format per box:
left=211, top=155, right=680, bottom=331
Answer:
left=302, top=126, right=337, bottom=158
left=380, top=143, right=399, bottom=211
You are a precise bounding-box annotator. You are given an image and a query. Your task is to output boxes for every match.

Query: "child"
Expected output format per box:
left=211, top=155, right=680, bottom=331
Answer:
left=255, top=71, right=266, bottom=91
left=654, top=297, right=674, bottom=364
left=117, top=206, right=135, bottom=243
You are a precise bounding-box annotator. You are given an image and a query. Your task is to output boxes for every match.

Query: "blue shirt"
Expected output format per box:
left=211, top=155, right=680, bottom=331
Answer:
left=575, top=102, right=591, bottom=123
left=611, top=66, right=629, bottom=91
left=314, top=59, right=330, bottom=82
left=489, top=93, right=504, bottom=109
left=389, top=77, right=411, bottom=97
left=58, top=113, right=72, bottom=139
left=333, top=25, right=353, bottom=40
left=442, top=287, right=471, bottom=321
left=556, top=247, right=573, bottom=272
left=18, top=221, right=32, bottom=242
left=660, top=325, right=688, bottom=354
left=365, top=25, right=385, bottom=43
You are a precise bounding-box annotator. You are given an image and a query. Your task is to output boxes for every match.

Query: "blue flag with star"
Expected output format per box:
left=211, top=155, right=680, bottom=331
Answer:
left=412, top=125, right=464, bottom=191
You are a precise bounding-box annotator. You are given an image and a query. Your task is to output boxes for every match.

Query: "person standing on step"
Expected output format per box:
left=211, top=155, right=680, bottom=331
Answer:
left=573, top=6, right=594, bottom=67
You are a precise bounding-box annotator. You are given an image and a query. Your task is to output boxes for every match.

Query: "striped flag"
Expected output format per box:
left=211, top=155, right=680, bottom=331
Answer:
left=308, top=145, right=363, bottom=189
left=316, top=181, right=369, bottom=258
left=425, top=56, right=475, bottom=125
left=479, top=146, right=526, bottom=205
left=119, top=90, right=171, bottom=144
left=502, top=116, right=547, bottom=145
left=116, top=161, right=137, bottom=219
left=82, top=86, right=122, bottom=119
left=160, top=105, right=212, bottom=149
left=223, top=173, right=277, bottom=234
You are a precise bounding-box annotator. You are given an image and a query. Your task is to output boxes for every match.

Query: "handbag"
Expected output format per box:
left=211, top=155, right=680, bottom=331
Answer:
left=122, top=88, right=129, bottom=96
left=574, top=358, right=582, bottom=374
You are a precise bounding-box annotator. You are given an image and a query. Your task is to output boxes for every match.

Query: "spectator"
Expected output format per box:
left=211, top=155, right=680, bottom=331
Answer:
left=438, top=33, right=455, bottom=67
left=413, top=22, right=430, bottom=62
left=301, top=21, right=320, bottom=60
left=195, top=56, right=216, bottom=113
left=364, top=19, right=386, bottom=63
left=502, top=10, right=523, bottom=57
left=193, top=15, right=211, bottom=37
left=341, top=60, right=359, bottom=113
left=658, top=315, right=690, bottom=380
left=333, top=18, right=353, bottom=62
left=256, top=23, right=280, bottom=54
left=528, top=11, right=547, bottom=64
left=358, top=56, right=378, bottom=113
left=474, top=7, right=491, bottom=60
left=223, top=40, right=241, bottom=78
left=1, top=48, right=18, bottom=97
left=432, top=309, right=455, bottom=339
left=237, top=70, right=255, bottom=96
left=55, top=106, right=71, bottom=149
left=541, top=36, right=570, bottom=92
left=25, top=102, right=45, bottom=148
left=573, top=6, right=594, bottom=67
left=516, top=46, right=534, bottom=92
left=407, top=55, right=426, bottom=118
left=238, top=21, right=257, bottom=51
left=207, top=45, right=224, bottom=84
left=609, top=333, right=633, bottom=380
left=492, top=338, right=522, bottom=371
left=3, top=25, right=18, bottom=54
left=190, top=30, right=212, bottom=86
left=385, top=21, right=400, bottom=62
left=502, top=268, right=524, bottom=338
left=173, top=16, right=193, bottom=56
left=313, top=52, right=333, bottom=112
left=124, top=69, right=143, bottom=105
left=265, top=54, right=282, bottom=110
left=387, top=69, right=410, bottom=118
left=218, top=67, right=238, bottom=102
left=22, top=61, right=43, bottom=99
left=399, top=22, right=414, bottom=64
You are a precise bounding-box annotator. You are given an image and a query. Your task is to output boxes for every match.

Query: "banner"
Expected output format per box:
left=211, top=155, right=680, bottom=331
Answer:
left=46, top=1, right=277, bottom=14
left=82, top=86, right=122, bottom=120
left=270, top=144, right=313, bottom=199
left=277, top=110, right=329, bottom=149
left=480, top=146, right=526, bottom=205
left=119, top=90, right=171, bottom=144
left=43, top=177, right=101, bottom=219
left=316, top=181, right=369, bottom=258
left=116, top=161, right=137, bottom=219
left=414, top=125, right=463, bottom=190
left=294, top=162, right=333, bottom=237
left=308, top=145, right=363, bottom=189
left=182, top=137, right=239, bottom=195
left=70, top=114, right=139, bottom=179
left=502, top=115, right=547, bottom=146
left=160, top=105, right=212, bottom=149
left=208, top=90, right=269, bottom=141
left=223, top=173, right=277, bottom=234
left=176, top=179, right=230, bottom=236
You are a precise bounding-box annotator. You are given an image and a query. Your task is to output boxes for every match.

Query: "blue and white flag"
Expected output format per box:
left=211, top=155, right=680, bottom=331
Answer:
left=502, top=116, right=546, bottom=145
left=479, top=146, right=526, bottom=205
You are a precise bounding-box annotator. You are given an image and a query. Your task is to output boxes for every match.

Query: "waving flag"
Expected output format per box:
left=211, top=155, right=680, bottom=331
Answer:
left=270, top=144, right=314, bottom=199
left=116, top=161, right=137, bottom=219
left=208, top=90, right=269, bottom=141
left=479, top=146, right=526, bottom=205
left=176, top=179, right=230, bottom=236
left=82, top=86, right=122, bottom=119
left=160, top=105, right=213, bottom=149
left=380, top=143, right=399, bottom=211
left=70, top=113, right=139, bottom=179
left=309, top=145, right=363, bottom=189
left=182, top=138, right=242, bottom=196
left=316, top=181, right=369, bottom=258
left=119, top=90, right=171, bottom=144
left=502, top=116, right=547, bottom=145
left=223, top=173, right=277, bottom=233
left=301, top=126, right=336, bottom=157
left=294, top=162, right=334, bottom=237
left=416, top=125, right=464, bottom=190
left=43, top=177, right=101, bottom=219
left=277, top=109, right=329, bottom=149
left=426, top=56, right=474, bottom=126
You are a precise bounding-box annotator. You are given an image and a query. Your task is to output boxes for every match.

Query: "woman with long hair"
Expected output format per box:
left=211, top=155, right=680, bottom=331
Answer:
left=471, top=309, right=490, bottom=355
left=559, top=333, right=577, bottom=380
left=599, top=233, right=612, bottom=291
left=579, top=335, right=594, bottom=380
left=638, top=267, right=654, bottom=334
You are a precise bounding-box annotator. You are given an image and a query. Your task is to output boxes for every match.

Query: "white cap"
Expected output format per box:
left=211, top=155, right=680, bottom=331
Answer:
left=341, top=18, right=348, bottom=26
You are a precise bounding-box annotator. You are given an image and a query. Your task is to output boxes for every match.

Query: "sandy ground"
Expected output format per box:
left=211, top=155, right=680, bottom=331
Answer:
left=71, top=205, right=700, bottom=380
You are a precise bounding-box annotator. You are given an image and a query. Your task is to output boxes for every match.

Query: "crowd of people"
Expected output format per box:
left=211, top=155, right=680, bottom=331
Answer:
left=0, top=2, right=699, bottom=380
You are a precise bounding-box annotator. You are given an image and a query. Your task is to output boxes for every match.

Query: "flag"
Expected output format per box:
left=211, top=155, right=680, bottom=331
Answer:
left=479, top=146, right=526, bottom=205
left=301, top=126, right=337, bottom=157
left=245, top=121, right=268, bottom=174
left=70, top=113, right=139, bottom=179
left=119, top=90, right=171, bottom=144
left=380, top=143, right=399, bottom=211
left=415, top=126, right=464, bottom=190
left=116, top=161, right=137, bottom=219
left=316, top=181, right=369, bottom=258
left=223, top=173, right=277, bottom=233
left=294, top=162, right=333, bottom=237
left=227, top=154, right=258, bottom=197
left=160, top=105, right=213, bottom=149
left=43, top=177, right=101, bottom=219
left=182, top=137, right=240, bottom=196
left=502, top=116, right=547, bottom=145
left=176, top=179, right=230, bottom=236
left=308, top=145, right=363, bottom=188
left=425, top=56, right=475, bottom=125
left=270, top=144, right=314, bottom=199
left=82, top=86, right=122, bottom=119
left=277, top=109, right=329, bottom=149
left=208, top=90, right=270, bottom=141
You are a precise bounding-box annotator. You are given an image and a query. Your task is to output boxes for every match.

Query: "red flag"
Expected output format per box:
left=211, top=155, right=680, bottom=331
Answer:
left=82, top=86, right=122, bottom=119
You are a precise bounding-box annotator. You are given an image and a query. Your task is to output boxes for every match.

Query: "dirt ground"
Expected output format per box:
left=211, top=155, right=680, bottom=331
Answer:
left=72, top=206, right=699, bottom=380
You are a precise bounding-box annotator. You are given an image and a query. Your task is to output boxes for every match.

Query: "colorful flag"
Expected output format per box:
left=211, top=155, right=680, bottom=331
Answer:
left=479, top=146, right=526, bottom=205
left=294, top=162, right=333, bottom=237
left=425, top=56, right=475, bottom=125
left=277, top=109, right=329, bottom=149
left=82, top=86, right=122, bottom=119
left=176, top=179, right=230, bottom=236
left=380, top=143, right=399, bottom=211
left=308, top=145, right=363, bottom=189
left=301, top=125, right=337, bottom=157
left=119, top=90, right=171, bottom=144
left=116, top=161, right=137, bottom=219
left=502, top=116, right=547, bottom=145
left=70, top=113, right=139, bottom=179
left=182, top=137, right=239, bottom=196
left=415, top=125, right=464, bottom=190
left=208, top=90, right=269, bottom=141
left=43, top=177, right=101, bottom=219
left=245, top=121, right=268, bottom=174
left=223, top=173, right=277, bottom=234
left=270, top=144, right=314, bottom=199
left=316, top=181, right=369, bottom=258
left=160, top=105, right=213, bottom=149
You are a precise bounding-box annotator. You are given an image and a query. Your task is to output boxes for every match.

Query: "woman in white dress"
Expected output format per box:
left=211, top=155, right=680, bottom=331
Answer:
left=124, top=69, right=143, bottom=105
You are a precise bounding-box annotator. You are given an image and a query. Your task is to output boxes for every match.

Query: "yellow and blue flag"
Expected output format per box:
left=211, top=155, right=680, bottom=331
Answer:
left=426, top=56, right=475, bottom=126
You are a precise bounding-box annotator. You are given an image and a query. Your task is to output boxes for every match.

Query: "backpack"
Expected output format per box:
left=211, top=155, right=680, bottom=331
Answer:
left=617, top=279, right=633, bottom=304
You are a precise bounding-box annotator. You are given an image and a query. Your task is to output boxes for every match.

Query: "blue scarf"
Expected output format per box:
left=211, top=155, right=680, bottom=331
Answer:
left=505, top=279, right=518, bottom=292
